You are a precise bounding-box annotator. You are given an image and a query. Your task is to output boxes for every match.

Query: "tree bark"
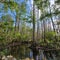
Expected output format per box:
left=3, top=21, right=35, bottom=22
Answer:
left=33, top=1, right=35, bottom=42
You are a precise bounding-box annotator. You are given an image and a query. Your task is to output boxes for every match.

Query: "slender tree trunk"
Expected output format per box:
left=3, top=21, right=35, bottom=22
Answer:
left=49, top=4, right=57, bottom=41
left=33, top=1, right=36, bottom=60
left=33, top=1, right=35, bottom=42
left=48, top=20, right=52, bottom=31
left=15, top=15, right=20, bottom=32
left=37, top=9, right=39, bottom=41
left=32, top=1, right=39, bottom=60
left=50, top=17, right=55, bottom=32
left=43, top=20, right=46, bottom=43
left=41, top=21, right=44, bottom=42
left=18, top=19, right=19, bottom=32
left=49, top=3, right=55, bottom=32
left=15, top=15, right=17, bottom=31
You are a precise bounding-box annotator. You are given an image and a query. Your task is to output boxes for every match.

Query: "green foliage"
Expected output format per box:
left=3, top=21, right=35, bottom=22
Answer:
left=46, top=31, right=56, bottom=39
left=55, top=0, right=60, bottom=5
left=0, top=0, right=60, bottom=59
left=0, top=0, right=18, bottom=11
left=45, top=31, right=56, bottom=43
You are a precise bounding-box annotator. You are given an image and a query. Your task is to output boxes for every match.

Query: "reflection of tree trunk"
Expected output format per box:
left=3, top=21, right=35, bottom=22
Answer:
left=39, top=50, right=47, bottom=60
left=52, top=54, right=56, bottom=60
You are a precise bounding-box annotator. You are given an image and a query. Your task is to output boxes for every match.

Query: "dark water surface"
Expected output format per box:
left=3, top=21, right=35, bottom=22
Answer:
left=0, top=45, right=60, bottom=60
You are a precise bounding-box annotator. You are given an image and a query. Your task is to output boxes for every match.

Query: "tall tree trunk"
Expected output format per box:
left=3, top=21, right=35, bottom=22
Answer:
left=15, top=15, right=17, bottom=31
left=48, top=20, right=52, bottom=31
left=17, top=16, right=20, bottom=32
left=43, top=20, right=46, bottom=43
left=49, top=4, right=57, bottom=41
left=37, top=9, right=40, bottom=41
left=15, top=15, right=20, bottom=32
left=32, top=0, right=39, bottom=60
left=33, top=1, right=35, bottom=42
left=49, top=3, right=55, bottom=32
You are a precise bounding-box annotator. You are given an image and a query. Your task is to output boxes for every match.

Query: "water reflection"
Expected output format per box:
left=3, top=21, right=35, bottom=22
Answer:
left=0, top=45, right=60, bottom=60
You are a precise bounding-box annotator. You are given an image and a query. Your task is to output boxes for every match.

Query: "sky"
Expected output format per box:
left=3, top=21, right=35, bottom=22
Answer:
left=0, top=0, right=57, bottom=29
left=0, top=0, right=55, bottom=20
left=0, top=0, right=32, bottom=19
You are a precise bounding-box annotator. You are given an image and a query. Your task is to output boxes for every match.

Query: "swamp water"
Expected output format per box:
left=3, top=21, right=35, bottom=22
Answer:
left=0, top=45, right=59, bottom=60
